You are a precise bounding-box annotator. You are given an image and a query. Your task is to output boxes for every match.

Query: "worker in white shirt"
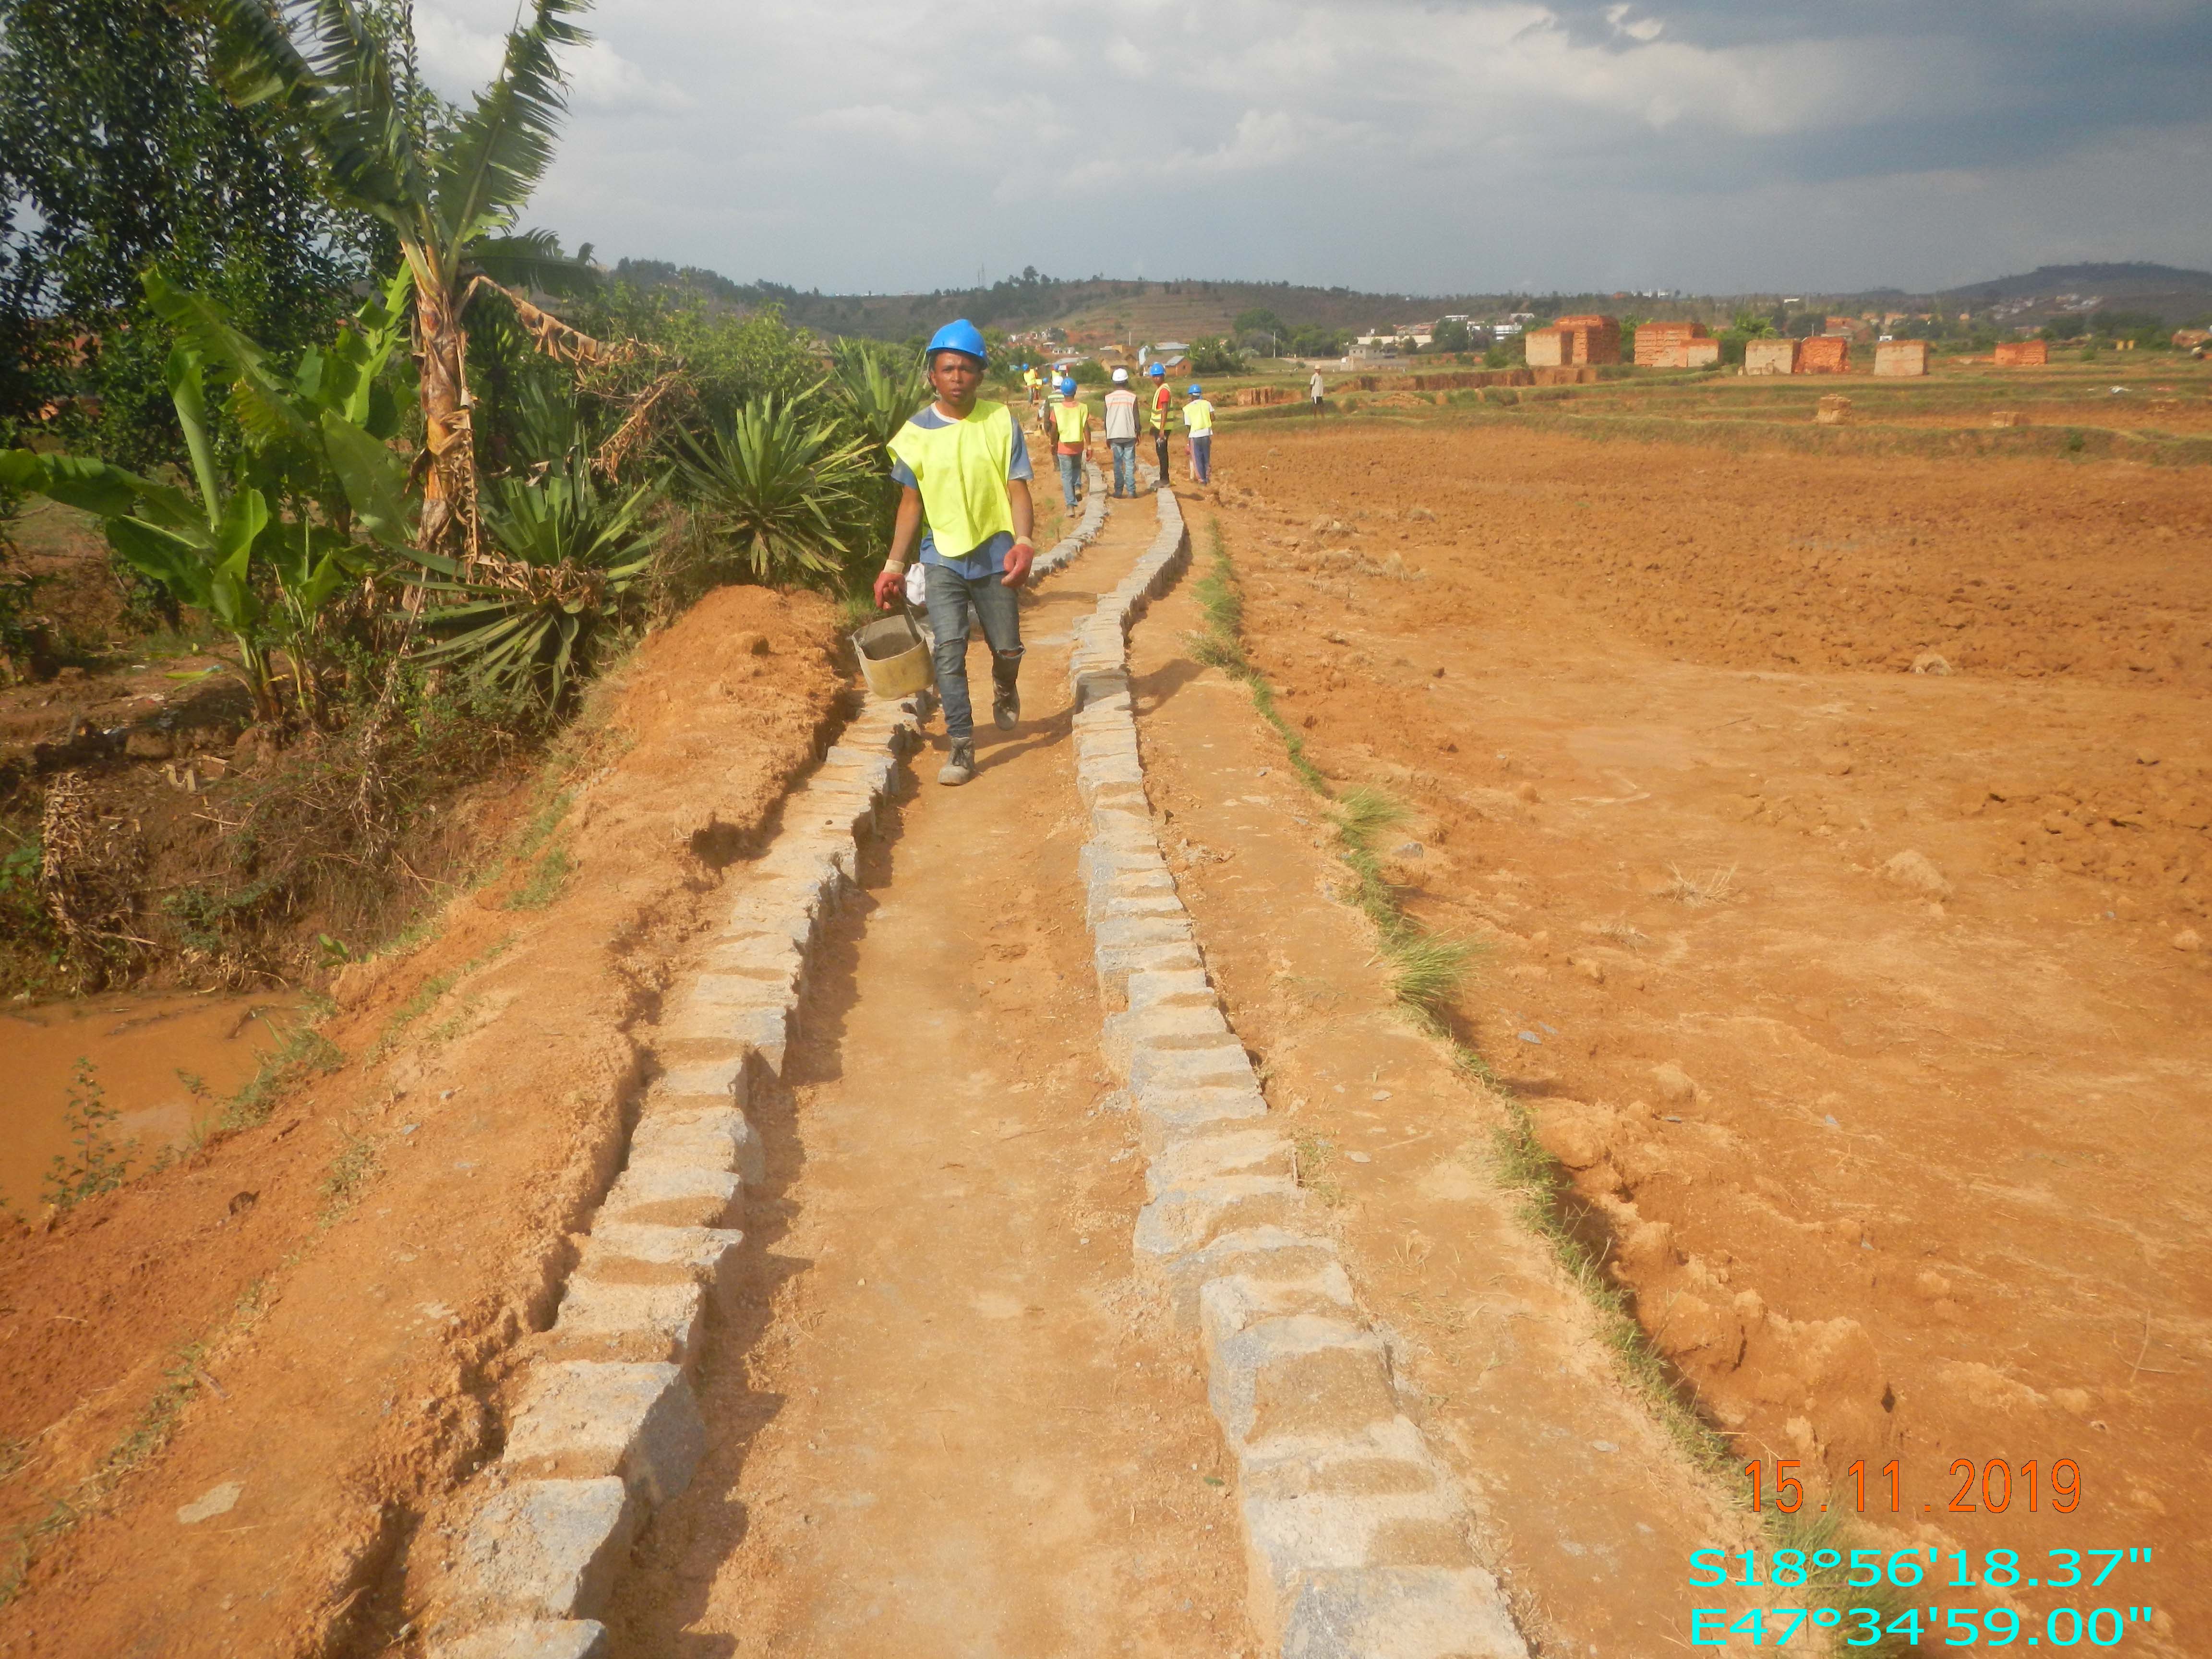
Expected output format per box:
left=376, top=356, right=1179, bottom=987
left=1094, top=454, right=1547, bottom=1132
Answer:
left=1102, top=367, right=1141, bottom=497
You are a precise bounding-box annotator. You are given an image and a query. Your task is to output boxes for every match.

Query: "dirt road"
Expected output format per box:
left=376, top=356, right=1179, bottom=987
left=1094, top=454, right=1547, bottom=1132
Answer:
left=601, top=496, right=1253, bottom=1656
left=1188, top=420, right=2210, bottom=1647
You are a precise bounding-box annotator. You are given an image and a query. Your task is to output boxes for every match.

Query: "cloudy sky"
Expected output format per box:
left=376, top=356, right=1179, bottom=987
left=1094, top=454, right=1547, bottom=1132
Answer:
left=415, top=0, right=2212, bottom=297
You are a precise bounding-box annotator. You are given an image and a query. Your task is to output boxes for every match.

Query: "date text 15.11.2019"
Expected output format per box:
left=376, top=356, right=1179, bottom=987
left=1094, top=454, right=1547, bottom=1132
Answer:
left=1743, top=1458, right=2080, bottom=1515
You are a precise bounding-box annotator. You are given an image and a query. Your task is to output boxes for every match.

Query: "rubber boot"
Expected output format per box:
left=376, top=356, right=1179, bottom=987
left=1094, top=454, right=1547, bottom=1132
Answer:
left=991, top=652, right=1021, bottom=731
left=938, top=740, right=976, bottom=787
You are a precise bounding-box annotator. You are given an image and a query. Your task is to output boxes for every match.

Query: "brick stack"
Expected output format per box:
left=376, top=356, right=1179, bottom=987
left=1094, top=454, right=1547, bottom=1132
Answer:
left=1744, top=338, right=1798, bottom=375
left=1523, top=327, right=1567, bottom=368
left=1994, top=340, right=2048, bottom=367
left=1552, top=314, right=1622, bottom=365
left=1644, top=339, right=1721, bottom=369
left=1873, top=340, right=1930, bottom=377
left=1633, top=320, right=1707, bottom=367
left=1798, top=336, right=1851, bottom=374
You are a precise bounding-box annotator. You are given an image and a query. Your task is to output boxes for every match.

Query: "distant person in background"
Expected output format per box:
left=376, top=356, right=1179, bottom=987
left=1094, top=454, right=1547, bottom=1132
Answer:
left=1102, top=367, right=1140, bottom=497
left=1022, top=362, right=1040, bottom=405
left=1310, top=367, right=1325, bottom=412
left=1181, top=383, right=1214, bottom=484
left=1052, top=375, right=1092, bottom=510
left=1148, top=362, right=1173, bottom=487
left=874, top=320, right=1035, bottom=788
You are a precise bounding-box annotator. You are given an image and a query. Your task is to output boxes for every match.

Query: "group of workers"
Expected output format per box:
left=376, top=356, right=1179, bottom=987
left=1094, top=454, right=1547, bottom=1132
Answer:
left=1020, top=359, right=1214, bottom=500
left=870, top=318, right=1219, bottom=791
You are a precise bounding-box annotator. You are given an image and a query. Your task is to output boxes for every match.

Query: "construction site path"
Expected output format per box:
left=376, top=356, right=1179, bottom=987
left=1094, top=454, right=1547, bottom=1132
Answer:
left=605, top=490, right=1254, bottom=1657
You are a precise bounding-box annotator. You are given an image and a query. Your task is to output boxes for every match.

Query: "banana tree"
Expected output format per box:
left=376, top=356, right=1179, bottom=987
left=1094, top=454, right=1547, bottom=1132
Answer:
left=0, top=275, right=419, bottom=721
left=3, top=367, right=284, bottom=719
left=207, top=0, right=604, bottom=561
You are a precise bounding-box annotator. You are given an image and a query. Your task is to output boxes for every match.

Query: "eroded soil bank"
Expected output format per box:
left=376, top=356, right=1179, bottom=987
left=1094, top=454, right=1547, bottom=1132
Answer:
left=1187, top=421, right=2208, bottom=1647
left=0, top=584, right=843, bottom=1657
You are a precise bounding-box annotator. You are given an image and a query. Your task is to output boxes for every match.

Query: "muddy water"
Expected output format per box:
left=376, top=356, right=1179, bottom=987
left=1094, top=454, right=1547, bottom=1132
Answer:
left=0, top=993, right=301, bottom=1212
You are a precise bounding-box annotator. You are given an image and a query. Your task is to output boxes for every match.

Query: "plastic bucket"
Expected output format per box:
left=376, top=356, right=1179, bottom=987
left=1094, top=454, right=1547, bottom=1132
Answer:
left=852, top=609, right=935, bottom=700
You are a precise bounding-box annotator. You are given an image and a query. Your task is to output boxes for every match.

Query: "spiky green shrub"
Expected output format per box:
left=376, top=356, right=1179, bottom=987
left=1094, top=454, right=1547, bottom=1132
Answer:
left=672, top=396, right=873, bottom=591
left=410, top=460, right=660, bottom=707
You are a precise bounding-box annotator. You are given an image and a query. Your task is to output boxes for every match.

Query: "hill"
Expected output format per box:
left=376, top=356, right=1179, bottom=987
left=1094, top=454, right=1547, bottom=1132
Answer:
left=607, top=260, right=1627, bottom=345
left=1939, top=262, right=2212, bottom=301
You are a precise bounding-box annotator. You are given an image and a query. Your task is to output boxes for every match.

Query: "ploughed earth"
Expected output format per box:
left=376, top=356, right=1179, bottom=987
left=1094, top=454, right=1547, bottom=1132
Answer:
left=1181, top=417, right=2209, bottom=1643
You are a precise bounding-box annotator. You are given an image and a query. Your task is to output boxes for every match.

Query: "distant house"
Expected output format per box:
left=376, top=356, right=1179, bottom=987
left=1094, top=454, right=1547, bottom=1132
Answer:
left=1141, top=340, right=1190, bottom=371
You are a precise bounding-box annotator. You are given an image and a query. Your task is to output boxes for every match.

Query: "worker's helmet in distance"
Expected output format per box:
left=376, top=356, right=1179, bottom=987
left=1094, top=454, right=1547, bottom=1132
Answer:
left=1060, top=377, right=1077, bottom=396
left=1147, top=363, right=1166, bottom=377
left=1111, top=367, right=1129, bottom=383
left=926, top=319, right=988, bottom=364
left=1188, top=383, right=1202, bottom=396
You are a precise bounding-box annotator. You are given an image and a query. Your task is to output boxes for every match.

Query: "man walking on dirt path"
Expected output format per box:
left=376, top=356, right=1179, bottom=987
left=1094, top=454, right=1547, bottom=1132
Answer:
left=1310, top=366, right=1325, bottom=413
left=1148, top=362, right=1173, bottom=487
left=1181, top=383, right=1214, bottom=484
left=874, top=320, right=1035, bottom=789
left=1022, top=362, right=1040, bottom=405
left=1052, top=375, right=1093, bottom=512
left=1103, top=367, right=1141, bottom=497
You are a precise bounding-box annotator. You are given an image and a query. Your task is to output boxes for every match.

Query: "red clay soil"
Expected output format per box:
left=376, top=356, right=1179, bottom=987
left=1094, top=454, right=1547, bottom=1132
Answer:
left=0, top=584, right=844, bottom=1658
left=1184, top=422, right=2208, bottom=1649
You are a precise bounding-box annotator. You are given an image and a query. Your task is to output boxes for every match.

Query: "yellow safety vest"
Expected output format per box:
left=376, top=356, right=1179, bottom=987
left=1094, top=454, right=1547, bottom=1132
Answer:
left=1054, top=399, right=1089, bottom=445
left=1182, top=398, right=1215, bottom=434
left=887, top=401, right=1016, bottom=559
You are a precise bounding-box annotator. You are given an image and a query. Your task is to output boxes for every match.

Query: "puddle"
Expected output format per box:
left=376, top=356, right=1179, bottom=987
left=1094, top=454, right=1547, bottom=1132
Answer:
left=0, top=993, right=302, bottom=1212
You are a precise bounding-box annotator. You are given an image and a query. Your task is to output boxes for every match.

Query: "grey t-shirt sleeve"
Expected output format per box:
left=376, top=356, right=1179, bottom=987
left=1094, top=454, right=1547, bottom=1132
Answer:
left=1007, top=419, right=1032, bottom=482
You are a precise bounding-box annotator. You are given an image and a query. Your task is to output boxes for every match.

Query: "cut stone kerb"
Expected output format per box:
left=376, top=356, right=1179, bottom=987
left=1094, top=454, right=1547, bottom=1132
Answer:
left=501, top=1361, right=705, bottom=1508
left=455, top=1477, right=635, bottom=1622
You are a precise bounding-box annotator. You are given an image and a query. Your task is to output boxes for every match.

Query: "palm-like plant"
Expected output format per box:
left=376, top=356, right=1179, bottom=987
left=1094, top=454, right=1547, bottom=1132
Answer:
left=673, top=398, right=874, bottom=585
left=828, top=338, right=929, bottom=461
left=411, top=459, right=659, bottom=707
left=208, top=0, right=603, bottom=558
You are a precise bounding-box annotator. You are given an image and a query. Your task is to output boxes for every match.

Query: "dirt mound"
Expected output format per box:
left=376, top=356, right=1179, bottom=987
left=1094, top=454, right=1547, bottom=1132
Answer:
left=0, top=584, right=844, bottom=1658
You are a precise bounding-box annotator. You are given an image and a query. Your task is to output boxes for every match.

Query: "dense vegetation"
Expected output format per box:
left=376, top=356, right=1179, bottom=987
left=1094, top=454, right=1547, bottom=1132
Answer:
left=0, top=0, right=932, bottom=991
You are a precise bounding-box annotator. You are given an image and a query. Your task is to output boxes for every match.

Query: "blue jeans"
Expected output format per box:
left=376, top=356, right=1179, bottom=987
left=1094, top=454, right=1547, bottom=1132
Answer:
left=923, top=562, right=1022, bottom=745
left=1190, top=432, right=1212, bottom=483
left=1057, top=451, right=1082, bottom=509
left=1110, top=439, right=1136, bottom=495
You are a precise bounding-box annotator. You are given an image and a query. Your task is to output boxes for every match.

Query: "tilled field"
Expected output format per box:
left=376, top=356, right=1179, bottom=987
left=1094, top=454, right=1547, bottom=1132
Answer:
left=1188, top=417, right=2209, bottom=1645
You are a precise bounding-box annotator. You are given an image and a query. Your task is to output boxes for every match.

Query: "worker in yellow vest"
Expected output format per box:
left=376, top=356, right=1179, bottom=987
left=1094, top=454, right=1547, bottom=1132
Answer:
left=1051, top=375, right=1093, bottom=511
left=1022, top=363, right=1040, bottom=406
left=875, top=320, right=1035, bottom=787
left=1181, top=383, right=1215, bottom=484
left=1147, top=363, right=1173, bottom=487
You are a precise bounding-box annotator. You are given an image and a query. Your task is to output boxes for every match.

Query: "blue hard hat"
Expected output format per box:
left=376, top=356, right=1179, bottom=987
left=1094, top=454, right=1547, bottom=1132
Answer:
left=1059, top=377, right=1077, bottom=395
left=926, top=319, right=987, bottom=363
left=1147, top=363, right=1165, bottom=377
left=1188, top=383, right=1202, bottom=396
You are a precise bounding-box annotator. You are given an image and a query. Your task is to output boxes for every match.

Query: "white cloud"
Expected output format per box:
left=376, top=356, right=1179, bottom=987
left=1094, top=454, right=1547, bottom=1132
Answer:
left=434, top=0, right=2212, bottom=294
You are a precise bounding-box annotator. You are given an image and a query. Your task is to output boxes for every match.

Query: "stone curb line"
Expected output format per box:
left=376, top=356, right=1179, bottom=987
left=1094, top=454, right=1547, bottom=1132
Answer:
left=426, top=469, right=1117, bottom=1659
left=1068, top=489, right=1531, bottom=1659
left=1030, top=457, right=1108, bottom=579
left=424, top=688, right=926, bottom=1659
